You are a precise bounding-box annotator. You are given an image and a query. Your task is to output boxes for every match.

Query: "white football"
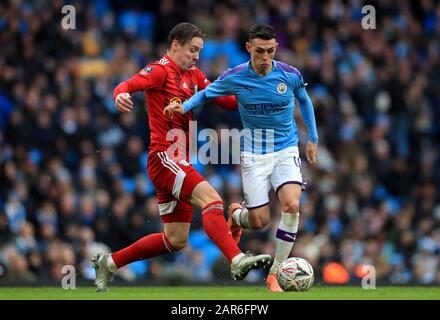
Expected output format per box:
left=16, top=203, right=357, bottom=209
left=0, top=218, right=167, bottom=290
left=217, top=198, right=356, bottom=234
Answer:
left=277, top=257, right=314, bottom=292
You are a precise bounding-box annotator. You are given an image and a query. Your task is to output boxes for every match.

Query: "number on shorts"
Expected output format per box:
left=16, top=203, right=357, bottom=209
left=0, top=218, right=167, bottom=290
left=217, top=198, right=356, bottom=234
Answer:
left=294, top=156, right=301, bottom=168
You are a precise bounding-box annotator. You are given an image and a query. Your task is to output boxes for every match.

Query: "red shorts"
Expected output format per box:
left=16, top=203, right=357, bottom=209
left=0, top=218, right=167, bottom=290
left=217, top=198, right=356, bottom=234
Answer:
left=147, top=151, right=205, bottom=223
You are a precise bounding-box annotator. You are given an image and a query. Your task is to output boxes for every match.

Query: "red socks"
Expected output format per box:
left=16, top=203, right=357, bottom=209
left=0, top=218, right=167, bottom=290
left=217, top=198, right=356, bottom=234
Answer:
left=111, top=233, right=175, bottom=268
left=202, top=201, right=242, bottom=262
left=111, top=201, right=242, bottom=268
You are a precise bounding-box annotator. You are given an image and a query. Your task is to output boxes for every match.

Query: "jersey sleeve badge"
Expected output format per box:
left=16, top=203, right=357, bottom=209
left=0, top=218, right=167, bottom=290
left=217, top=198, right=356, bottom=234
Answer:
left=139, top=67, right=154, bottom=75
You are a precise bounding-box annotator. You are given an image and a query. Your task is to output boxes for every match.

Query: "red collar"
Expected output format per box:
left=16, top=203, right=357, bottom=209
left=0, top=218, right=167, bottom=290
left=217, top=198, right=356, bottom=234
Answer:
left=163, top=54, right=184, bottom=74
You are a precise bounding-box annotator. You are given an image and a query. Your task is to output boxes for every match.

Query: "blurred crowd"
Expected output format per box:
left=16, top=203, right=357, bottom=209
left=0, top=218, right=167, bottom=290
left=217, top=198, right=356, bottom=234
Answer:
left=0, top=0, right=439, bottom=286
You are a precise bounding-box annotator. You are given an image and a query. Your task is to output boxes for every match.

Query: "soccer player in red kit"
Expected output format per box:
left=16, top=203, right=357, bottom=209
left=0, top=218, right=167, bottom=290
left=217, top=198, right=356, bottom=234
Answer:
left=92, top=23, right=271, bottom=291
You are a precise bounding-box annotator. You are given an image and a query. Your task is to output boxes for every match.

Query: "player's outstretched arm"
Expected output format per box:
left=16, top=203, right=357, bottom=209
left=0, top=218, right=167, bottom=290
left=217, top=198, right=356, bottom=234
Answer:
left=113, top=65, right=167, bottom=113
left=164, top=73, right=236, bottom=118
left=164, top=88, right=209, bottom=118
left=197, top=68, right=237, bottom=111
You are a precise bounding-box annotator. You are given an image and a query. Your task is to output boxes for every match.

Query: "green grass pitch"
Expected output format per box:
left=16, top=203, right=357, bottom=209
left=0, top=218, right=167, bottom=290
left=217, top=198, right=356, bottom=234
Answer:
left=0, top=286, right=439, bottom=300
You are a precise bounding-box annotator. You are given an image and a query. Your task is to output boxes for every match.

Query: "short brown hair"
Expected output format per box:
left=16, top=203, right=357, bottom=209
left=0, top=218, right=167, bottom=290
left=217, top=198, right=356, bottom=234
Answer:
left=249, top=24, right=277, bottom=41
left=167, top=23, right=206, bottom=48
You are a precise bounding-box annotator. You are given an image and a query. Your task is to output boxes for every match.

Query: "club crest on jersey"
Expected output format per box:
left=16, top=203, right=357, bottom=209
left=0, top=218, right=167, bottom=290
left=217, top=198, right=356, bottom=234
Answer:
left=169, top=97, right=182, bottom=104
left=277, top=82, right=287, bottom=94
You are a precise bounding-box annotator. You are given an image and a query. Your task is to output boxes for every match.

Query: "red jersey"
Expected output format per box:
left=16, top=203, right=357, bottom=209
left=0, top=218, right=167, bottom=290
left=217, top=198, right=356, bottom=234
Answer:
left=113, top=54, right=237, bottom=159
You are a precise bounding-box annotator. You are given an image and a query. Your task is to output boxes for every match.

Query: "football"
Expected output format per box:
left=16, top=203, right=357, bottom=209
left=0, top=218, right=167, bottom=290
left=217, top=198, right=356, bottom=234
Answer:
left=277, top=257, right=314, bottom=292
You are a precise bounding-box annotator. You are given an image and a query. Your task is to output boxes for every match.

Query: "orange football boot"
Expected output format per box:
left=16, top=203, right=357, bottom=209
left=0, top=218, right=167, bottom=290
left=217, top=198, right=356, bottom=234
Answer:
left=227, top=203, right=243, bottom=244
left=266, top=274, right=284, bottom=292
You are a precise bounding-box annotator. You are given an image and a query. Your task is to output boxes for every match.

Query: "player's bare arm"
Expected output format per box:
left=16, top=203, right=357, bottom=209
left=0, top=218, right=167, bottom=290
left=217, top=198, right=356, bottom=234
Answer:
left=115, top=92, right=133, bottom=113
left=306, top=140, right=317, bottom=166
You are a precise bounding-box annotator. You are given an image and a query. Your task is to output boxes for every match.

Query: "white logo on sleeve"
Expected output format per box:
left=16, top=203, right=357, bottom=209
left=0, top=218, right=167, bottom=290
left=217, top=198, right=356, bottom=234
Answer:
left=159, top=58, right=169, bottom=65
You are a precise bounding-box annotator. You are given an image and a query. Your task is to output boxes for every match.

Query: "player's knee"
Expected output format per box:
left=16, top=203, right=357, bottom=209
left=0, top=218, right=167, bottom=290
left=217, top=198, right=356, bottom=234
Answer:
left=192, top=181, right=223, bottom=208
left=172, top=240, right=187, bottom=251
left=169, top=238, right=187, bottom=251
left=282, top=202, right=299, bottom=214
left=250, top=216, right=269, bottom=230
left=166, top=235, right=188, bottom=251
left=203, top=187, right=222, bottom=206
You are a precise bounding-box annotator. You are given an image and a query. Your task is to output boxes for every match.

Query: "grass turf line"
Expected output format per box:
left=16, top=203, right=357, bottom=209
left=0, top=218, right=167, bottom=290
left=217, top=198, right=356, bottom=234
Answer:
left=0, top=286, right=439, bottom=300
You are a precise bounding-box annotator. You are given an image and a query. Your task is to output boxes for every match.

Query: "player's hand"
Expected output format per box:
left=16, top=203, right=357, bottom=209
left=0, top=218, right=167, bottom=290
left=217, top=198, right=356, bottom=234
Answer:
left=306, top=141, right=318, bottom=166
left=115, top=93, right=133, bottom=113
left=164, top=102, right=185, bottom=118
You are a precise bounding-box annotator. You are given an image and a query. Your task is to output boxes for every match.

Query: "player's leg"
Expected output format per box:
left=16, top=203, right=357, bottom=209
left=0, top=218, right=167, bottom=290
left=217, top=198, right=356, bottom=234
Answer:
left=190, top=180, right=240, bottom=261
left=228, top=152, right=272, bottom=240
left=231, top=204, right=270, bottom=230
left=182, top=163, right=272, bottom=280
left=92, top=229, right=182, bottom=292
left=110, top=222, right=189, bottom=269
left=92, top=152, right=191, bottom=292
left=92, top=197, right=191, bottom=292
left=147, top=151, right=271, bottom=280
left=150, top=152, right=248, bottom=266
left=266, top=147, right=303, bottom=292
left=266, top=183, right=302, bottom=291
left=190, top=180, right=272, bottom=280
left=110, top=198, right=193, bottom=267
left=163, top=222, right=190, bottom=250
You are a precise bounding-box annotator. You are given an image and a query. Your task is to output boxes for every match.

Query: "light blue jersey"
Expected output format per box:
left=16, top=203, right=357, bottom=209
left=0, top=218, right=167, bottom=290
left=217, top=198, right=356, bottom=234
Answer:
left=182, top=60, right=318, bottom=154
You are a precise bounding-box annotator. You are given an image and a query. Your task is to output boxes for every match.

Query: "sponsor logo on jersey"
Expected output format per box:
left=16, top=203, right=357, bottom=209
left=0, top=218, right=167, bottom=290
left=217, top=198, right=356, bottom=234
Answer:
left=277, top=82, right=287, bottom=94
left=159, top=58, right=169, bottom=65
left=179, top=159, right=190, bottom=166
left=242, top=100, right=290, bottom=115
left=183, top=82, right=188, bottom=89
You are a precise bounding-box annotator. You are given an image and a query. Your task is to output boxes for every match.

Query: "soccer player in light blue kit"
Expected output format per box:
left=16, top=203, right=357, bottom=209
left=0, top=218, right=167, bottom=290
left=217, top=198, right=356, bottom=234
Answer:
left=165, top=24, right=318, bottom=292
